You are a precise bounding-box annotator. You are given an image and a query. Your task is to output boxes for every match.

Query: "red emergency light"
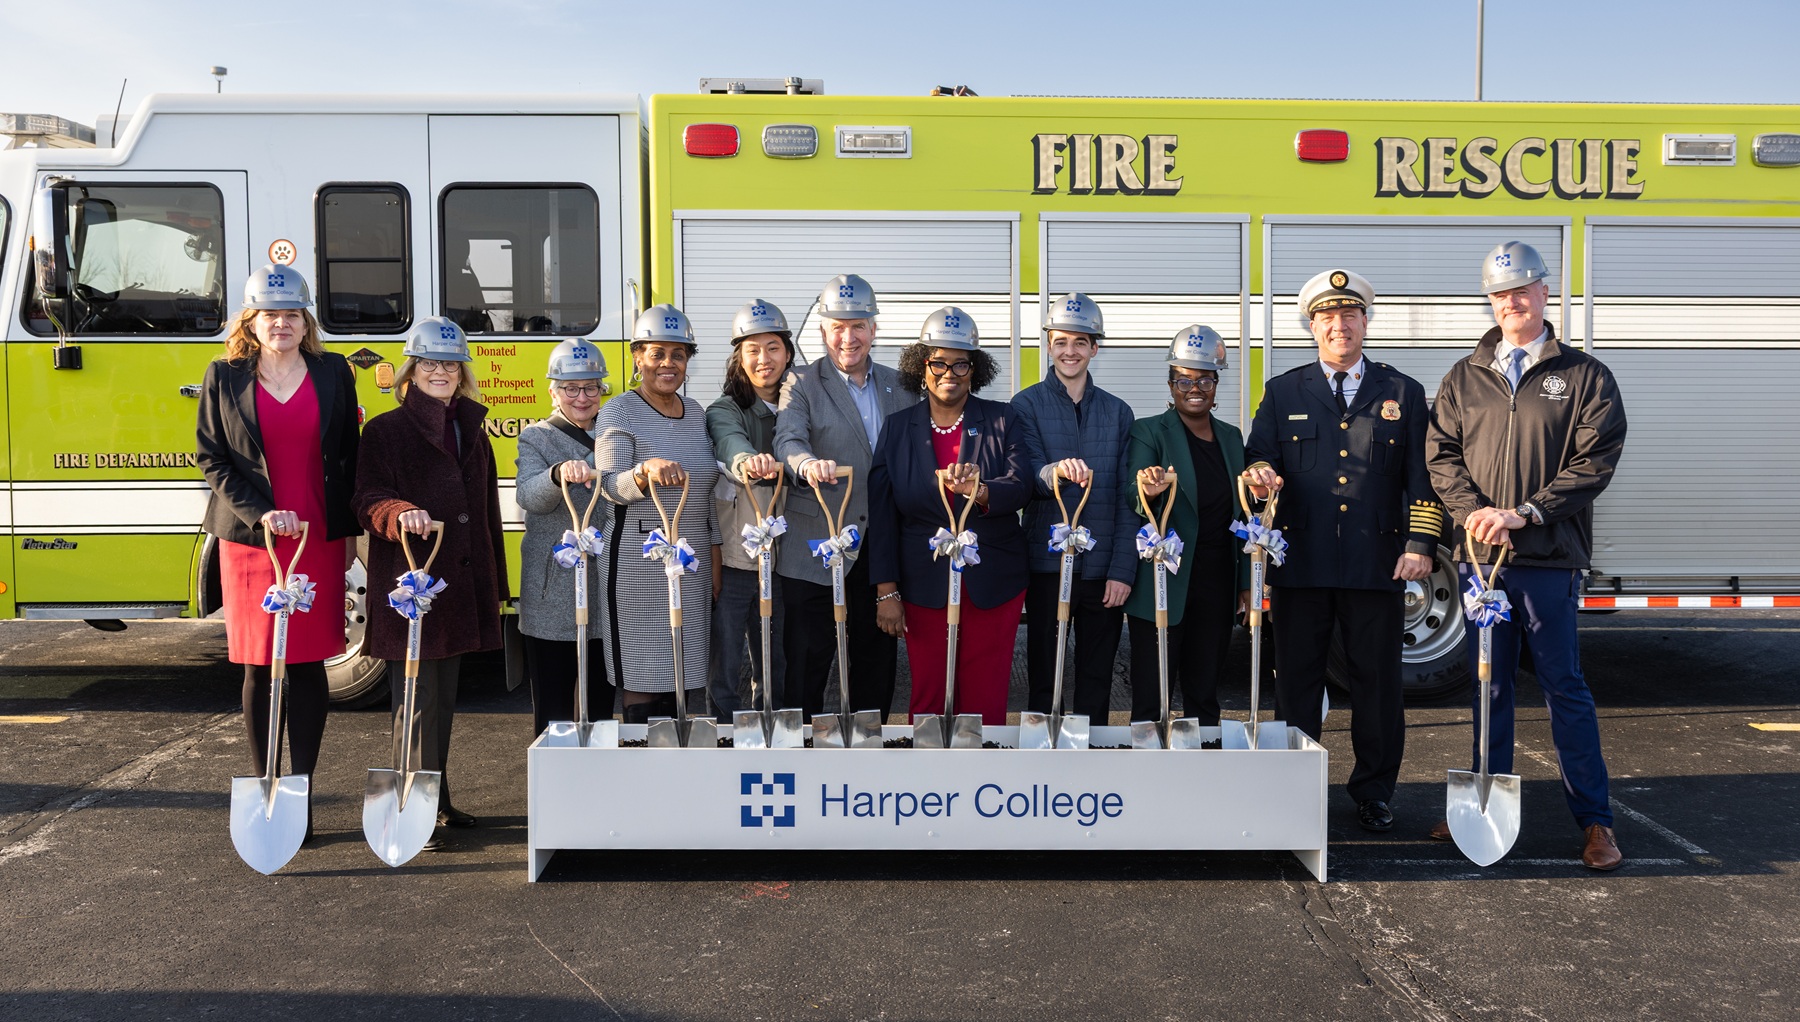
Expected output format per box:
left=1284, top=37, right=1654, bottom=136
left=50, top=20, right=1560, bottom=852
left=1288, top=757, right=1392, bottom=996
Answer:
left=683, top=123, right=740, bottom=158
left=1295, top=129, right=1349, bottom=163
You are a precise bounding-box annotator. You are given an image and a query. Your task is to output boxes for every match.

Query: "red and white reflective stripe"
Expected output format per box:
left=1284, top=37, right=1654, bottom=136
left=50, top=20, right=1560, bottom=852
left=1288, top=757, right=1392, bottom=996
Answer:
left=1579, top=595, right=1800, bottom=609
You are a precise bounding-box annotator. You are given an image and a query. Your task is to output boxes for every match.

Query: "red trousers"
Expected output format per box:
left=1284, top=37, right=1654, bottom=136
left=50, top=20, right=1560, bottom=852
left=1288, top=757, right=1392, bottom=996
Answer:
left=903, top=590, right=1025, bottom=726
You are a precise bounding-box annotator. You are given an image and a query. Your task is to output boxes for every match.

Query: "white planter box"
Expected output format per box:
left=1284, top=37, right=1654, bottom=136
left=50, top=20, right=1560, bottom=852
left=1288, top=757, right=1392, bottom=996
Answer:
left=527, top=724, right=1328, bottom=882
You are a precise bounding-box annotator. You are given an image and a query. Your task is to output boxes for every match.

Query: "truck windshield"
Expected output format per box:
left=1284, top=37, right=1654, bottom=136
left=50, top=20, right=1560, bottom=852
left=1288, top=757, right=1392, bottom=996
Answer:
left=23, top=183, right=226, bottom=336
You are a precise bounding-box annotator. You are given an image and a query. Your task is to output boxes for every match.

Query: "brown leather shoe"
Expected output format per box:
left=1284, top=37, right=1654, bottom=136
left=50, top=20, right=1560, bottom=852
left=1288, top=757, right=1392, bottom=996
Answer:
left=1581, top=824, right=1623, bottom=870
left=1428, top=819, right=1452, bottom=842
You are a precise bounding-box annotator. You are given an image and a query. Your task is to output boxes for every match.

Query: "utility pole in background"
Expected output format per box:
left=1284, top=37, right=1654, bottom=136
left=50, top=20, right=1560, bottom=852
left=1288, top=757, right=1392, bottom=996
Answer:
left=1475, top=0, right=1486, bottom=100
left=211, top=67, right=227, bottom=94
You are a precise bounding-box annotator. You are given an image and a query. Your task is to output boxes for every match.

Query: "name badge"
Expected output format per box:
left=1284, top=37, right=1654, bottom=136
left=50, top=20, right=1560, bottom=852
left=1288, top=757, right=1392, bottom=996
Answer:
left=1287, top=414, right=1309, bottom=420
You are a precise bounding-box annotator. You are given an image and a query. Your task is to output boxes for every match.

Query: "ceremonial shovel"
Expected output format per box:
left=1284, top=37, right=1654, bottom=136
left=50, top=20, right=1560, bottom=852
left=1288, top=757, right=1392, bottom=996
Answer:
left=734, top=463, right=804, bottom=749
left=1447, top=534, right=1522, bottom=866
left=914, top=467, right=985, bottom=750
left=229, top=522, right=314, bottom=875
left=364, top=521, right=445, bottom=867
left=1224, top=477, right=1287, bottom=751
left=542, top=474, right=617, bottom=749
left=1019, top=466, right=1093, bottom=750
left=1131, top=470, right=1204, bottom=750
left=645, top=475, right=719, bottom=749
left=809, top=467, right=883, bottom=749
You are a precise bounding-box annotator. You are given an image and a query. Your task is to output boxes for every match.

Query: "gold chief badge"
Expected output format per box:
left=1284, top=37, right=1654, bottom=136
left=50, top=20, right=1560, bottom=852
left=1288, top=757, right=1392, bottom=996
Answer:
left=1330, top=271, right=1348, bottom=289
left=1381, top=399, right=1402, bottom=421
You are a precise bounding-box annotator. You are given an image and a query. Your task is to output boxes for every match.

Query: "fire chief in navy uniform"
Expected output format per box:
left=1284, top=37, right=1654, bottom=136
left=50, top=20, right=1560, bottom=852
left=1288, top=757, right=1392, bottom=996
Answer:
left=1243, top=269, right=1444, bottom=833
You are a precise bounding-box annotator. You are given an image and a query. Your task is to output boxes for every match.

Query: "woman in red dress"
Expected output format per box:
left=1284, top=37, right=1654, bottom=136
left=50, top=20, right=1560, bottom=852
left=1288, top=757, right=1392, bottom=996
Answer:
left=197, top=266, right=360, bottom=836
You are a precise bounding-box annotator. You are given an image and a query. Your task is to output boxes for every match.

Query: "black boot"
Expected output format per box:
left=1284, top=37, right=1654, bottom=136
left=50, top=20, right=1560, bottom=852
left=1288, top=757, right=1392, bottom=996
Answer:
left=437, top=775, right=476, bottom=828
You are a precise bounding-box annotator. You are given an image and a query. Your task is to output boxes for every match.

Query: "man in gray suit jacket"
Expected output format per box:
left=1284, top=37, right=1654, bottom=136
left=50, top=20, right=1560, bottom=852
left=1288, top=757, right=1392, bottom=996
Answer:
left=774, top=274, right=918, bottom=719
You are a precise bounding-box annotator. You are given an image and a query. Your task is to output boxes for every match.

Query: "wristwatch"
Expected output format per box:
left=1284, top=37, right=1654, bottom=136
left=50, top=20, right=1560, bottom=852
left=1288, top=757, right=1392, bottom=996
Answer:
left=1513, top=503, right=1537, bottom=525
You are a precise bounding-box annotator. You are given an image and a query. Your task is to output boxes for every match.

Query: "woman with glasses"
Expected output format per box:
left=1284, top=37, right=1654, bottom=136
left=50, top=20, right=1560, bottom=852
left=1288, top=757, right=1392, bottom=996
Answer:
left=596, top=305, right=721, bottom=723
left=868, top=307, right=1031, bottom=726
left=197, top=266, right=358, bottom=844
left=514, top=340, right=613, bottom=737
left=705, top=300, right=797, bottom=719
left=353, top=317, right=508, bottom=848
left=1125, top=326, right=1251, bottom=733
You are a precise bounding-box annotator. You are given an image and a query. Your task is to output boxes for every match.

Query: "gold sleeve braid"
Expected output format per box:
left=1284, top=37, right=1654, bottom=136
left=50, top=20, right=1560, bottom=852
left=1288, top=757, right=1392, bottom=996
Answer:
left=1409, top=499, right=1446, bottom=539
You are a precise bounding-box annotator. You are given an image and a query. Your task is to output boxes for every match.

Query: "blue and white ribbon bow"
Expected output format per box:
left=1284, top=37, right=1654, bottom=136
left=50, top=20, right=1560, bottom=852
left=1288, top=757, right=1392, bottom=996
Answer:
left=388, top=569, right=446, bottom=620
left=929, top=528, right=981, bottom=572
left=1462, top=575, right=1513, bottom=627
left=642, top=529, right=699, bottom=577
left=260, top=574, right=316, bottom=615
left=551, top=526, right=602, bottom=569
left=809, top=525, right=861, bottom=569
left=1230, top=516, right=1289, bottom=567
left=740, top=515, right=788, bottom=560
left=1048, top=523, right=1095, bottom=555
left=1135, top=524, right=1184, bottom=575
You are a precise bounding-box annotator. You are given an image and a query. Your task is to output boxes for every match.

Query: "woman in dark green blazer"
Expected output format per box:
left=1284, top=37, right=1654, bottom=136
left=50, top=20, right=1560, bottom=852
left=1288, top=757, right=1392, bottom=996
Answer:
left=1123, top=327, right=1251, bottom=726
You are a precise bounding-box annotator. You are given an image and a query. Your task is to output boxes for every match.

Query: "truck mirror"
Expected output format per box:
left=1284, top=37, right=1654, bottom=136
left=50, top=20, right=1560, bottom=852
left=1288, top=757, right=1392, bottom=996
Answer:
left=30, top=185, right=70, bottom=302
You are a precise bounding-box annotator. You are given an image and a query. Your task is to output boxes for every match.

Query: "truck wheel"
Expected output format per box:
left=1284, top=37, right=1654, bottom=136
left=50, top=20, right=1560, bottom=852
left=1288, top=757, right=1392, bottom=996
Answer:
left=326, top=535, right=390, bottom=708
left=1326, top=543, right=1471, bottom=706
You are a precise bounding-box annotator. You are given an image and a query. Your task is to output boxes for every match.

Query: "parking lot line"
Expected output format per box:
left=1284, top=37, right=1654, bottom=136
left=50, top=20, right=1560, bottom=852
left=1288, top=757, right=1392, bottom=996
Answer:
left=1749, top=723, right=1800, bottom=731
left=0, top=715, right=69, bottom=724
left=1344, top=857, right=1689, bottom=869
left=1514, top=742, right=1711, bottom=856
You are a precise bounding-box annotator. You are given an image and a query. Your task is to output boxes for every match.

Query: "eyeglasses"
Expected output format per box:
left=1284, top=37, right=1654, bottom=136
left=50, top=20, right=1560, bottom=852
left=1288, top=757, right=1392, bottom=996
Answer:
left=416, top=359, right=463, bottom=374
left=557, top=383, right=602, bottom=398
left=1170, top=376, right=1218, bottom=392
left=926, top=359, right=973, bottom=378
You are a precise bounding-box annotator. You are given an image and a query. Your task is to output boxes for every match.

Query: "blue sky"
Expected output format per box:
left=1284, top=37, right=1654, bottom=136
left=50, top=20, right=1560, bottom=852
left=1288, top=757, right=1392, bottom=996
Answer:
left=4, top=0, right=1798, bottom=125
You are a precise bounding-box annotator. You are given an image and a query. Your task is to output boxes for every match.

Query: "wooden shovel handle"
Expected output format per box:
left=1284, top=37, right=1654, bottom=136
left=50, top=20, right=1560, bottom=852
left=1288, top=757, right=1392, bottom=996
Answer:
left=740, top=460, right=786, bottom=523
left=936, top=467, right=981, bottom=532
left=807, top=465, right=854, bottom=535
left=1235, top=473, right=1279, bottom=528
left=647, top=473, right=690, bottom=544
left=1465, top=531, right=1508, bottom=590
left=261, top=520, right=311, bottom=586
left=560, top=468, right=602, bottom=534
left=1136, top=467, right=1178, bottom=534
left=1052, top=464, right=1094, bottom=532
left=399, top=521, right=446, bottom=576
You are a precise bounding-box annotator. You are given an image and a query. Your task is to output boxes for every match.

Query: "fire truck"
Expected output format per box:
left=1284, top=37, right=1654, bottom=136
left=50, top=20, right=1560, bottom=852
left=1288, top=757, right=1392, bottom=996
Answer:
left=2, top=85, right=1796, bottom=703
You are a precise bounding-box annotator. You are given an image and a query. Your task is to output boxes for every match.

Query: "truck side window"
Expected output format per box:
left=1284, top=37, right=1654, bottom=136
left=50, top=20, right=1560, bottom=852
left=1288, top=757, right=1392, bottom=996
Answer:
left=21, top=184, right=225, bottom=337
left=439, top=185, right=599, bottom=335
left=316, top=184, right=410, bottom=333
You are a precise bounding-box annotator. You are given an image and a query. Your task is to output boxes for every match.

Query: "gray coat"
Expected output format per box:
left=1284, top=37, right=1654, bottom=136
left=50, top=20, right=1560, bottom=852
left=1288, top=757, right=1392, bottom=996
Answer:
left=772, top=356, right=917, bottom=586
left=514, top=418, right=604, bottom=643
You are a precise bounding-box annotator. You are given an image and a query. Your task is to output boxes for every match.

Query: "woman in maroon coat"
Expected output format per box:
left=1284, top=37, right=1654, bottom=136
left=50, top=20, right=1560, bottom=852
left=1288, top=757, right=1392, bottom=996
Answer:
left=353, top=317, right=507, bottom=847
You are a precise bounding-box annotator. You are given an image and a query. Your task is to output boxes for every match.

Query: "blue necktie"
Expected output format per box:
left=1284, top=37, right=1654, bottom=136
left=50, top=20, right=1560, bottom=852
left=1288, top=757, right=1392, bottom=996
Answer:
left=1505, top=347, right=1528, bottom=391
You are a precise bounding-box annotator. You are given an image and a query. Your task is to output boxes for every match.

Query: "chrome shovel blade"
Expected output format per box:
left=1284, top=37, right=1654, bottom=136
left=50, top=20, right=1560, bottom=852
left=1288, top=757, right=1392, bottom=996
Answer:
left=1057, top=713, right=1091, bottom=750
left=1017, top=711, right=1054, bottom=751
left=812, top=713, right=848, bottom=749
left=362, top=768, right=441, bottom=867
left=1446, top=769, right=1523, bottom=867
left=1256, top=720, right=1290, bottom=750
left=736, top=709, right=805, bottom=750
left=685, top=716, right=720, bottom=749
left=733, top=711, right=769, bottom=750
left=1167, top=717, right=1206, bottom=750
left=912, top=714, right=947, bottom=749
left=813, top=710, right=881, bottom=749
left=649, top=715, right=720, bottom=749
left=770, top=709, right=806, bottom=748
left=1129, top=719, right=1165, bottom=750
left=542, top=719, right=618, bottom=749
left=949, top=714, right=983, bottom=749
left=646, top=717, right=681, bottom=748
left=1219, top=720, right=1251, bottom=750
left=229, top=773, right=310, bottom=875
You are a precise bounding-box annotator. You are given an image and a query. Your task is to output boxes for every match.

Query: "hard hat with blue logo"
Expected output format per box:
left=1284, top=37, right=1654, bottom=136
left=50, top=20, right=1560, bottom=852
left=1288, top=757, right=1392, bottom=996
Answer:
left=817, top=274, right=878, bottom=320
left=1042, top=292, right=1105, bottom=340
left=402, top=316, right=472, bottom=362
left=919, top=306, right=980, bottom=352
left=731, top=298, right=791, bottom=342
left=1481, top=241, right=1552, bottom=294
left=632, top=304, right=697, bottom=346
left=1168, top=324, right=1229, bottom=371
left=243, top=264, right=312, bottom=310
left=547, top=338, right=608, bottom=380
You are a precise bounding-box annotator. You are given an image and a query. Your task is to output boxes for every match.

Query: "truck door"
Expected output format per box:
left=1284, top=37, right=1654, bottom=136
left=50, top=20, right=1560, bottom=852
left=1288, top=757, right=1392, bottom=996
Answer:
left=8, top=171, right=248, bottom=619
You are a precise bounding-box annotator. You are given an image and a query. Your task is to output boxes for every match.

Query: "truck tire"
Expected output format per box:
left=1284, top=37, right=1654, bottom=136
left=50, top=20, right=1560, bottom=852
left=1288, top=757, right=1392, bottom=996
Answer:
left=325, top=535, right=390, bottom=708
left=1326, top=542, right=1471, bottom=706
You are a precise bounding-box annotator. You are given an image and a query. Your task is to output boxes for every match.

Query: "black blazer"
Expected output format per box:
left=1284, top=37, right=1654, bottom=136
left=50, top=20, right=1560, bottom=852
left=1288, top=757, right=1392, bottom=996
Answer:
left=868, top=395, right=1032, bottom=610
left=196, top=350, right=361, bottom=546
left=1244, top=358, right=1438, bottom=591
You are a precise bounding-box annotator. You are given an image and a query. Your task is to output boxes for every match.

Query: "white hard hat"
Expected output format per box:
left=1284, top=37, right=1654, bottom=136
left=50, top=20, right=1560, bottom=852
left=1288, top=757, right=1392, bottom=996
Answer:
left=1042, top=292, right=1105, bottom=339
left=817, top=274, right=878, bottom=320
left=1297, top=268, right=1374, bottom=328
left=633, top=304, right=696, bottom=346
left=731, top=299, right=791, bottom=341
left=547, top=339, right=608, bottom=380
left=918, top=306, right=980, bottom=351
left=402, top=317, right=472, bottom=362
left=244, top=264, right=312, bottom=310
left=1168, top=325, right=1228, bottom=371
left=1481, top=241, right=1552, bottom=294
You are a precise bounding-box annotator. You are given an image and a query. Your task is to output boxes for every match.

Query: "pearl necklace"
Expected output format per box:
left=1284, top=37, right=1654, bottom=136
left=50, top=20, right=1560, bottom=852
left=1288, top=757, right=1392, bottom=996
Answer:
left=930, top=412, right=964, bottom=436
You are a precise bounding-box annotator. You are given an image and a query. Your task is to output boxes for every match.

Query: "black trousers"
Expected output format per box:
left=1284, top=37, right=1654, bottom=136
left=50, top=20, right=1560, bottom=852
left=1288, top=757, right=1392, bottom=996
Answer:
left=1025, top=572, right=1124, bottom=722
left=523, top=634, right=613, bottom=738
left=1127, top=541, right=1237, bottom=725
left=1271, top=585, right=1405, bottom=804
left=242, top=661, right=329, bottom=776
left=781, top=555, right=898, bottom=720
left=387, top=655, right=461, bottom=778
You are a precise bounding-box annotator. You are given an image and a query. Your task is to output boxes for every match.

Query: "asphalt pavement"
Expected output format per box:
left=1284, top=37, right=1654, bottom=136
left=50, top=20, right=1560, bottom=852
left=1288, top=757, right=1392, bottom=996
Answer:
left=2, top=612, right=1796, bottom=1021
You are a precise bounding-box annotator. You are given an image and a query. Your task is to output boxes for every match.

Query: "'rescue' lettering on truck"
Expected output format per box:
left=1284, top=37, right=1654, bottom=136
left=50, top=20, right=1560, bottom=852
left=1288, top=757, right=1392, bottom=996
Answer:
left=1375, top=135, right=1644, bottom=199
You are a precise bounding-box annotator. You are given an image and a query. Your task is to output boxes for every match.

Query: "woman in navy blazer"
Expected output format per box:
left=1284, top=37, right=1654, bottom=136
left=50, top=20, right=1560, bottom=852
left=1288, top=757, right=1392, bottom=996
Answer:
left=869, top=308, right=1031, bottom=725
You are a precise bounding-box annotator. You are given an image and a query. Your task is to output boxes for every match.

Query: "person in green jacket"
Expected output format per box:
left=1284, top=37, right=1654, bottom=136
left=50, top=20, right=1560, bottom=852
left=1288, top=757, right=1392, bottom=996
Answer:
left=1124, top=326, right=1251, bottom=728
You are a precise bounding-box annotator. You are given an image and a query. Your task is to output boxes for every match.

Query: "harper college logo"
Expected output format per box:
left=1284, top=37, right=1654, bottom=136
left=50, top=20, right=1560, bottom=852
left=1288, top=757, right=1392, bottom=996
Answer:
left=741, top=772, right=796, bottom=828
